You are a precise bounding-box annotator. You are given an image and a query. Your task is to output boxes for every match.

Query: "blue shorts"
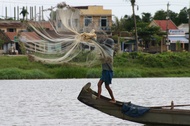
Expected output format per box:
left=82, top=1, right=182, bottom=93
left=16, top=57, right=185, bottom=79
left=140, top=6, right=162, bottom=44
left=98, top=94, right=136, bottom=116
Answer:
left=100, top=70, right=113, bottom=85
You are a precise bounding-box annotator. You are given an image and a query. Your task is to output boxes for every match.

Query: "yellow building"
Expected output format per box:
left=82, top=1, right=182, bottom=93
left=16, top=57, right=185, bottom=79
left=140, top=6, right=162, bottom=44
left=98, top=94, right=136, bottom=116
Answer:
left=53, top=5, right=112, bottom=34
left=77, top=6, right=112, bottom=33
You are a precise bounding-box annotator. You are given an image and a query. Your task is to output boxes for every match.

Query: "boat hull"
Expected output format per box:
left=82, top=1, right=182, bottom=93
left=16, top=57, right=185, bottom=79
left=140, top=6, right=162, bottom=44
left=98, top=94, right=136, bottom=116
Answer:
left=77, top=83, right=190, bottom=125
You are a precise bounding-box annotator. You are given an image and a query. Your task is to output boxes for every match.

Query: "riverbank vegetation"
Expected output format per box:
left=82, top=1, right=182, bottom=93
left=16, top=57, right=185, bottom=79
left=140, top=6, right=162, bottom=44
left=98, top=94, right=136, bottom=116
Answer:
left=1, top=52, right=190, bottom=79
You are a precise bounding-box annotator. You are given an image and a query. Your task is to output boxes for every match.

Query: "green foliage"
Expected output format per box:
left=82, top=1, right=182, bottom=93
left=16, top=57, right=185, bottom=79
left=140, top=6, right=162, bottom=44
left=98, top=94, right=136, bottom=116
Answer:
left=141, top=12, right=152, bottom=23
left=0, top=68, right=49, bottom=79
left=0, top=38, right=5, bottom=48
left=2, top=52, right=190, bottom=79
left=19, top=42, right=26, bottom=54
left=114, top=68, right=142, bottom=78
left=153, top=10, right=167, bottom=20
left=86, top=69, right=101, bottom=78
left=54, top=67, right=88, bottom=78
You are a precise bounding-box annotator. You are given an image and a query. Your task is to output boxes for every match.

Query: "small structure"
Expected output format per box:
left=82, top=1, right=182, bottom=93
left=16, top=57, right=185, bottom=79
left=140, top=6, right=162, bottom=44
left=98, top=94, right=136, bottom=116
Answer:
left=149, top=20, right=189, bottom=51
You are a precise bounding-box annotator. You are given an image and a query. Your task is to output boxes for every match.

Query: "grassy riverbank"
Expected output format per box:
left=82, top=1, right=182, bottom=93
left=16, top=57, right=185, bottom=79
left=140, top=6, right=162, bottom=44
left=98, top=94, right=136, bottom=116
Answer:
left=1, top=52, right=190, bottom=79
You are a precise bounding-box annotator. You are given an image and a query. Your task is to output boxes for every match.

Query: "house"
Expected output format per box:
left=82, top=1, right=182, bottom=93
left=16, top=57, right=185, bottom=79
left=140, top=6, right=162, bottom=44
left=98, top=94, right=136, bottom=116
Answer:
left=0, top=20, right=53, bottom=54
left=52, top=5, right=112, bottom=34
left=149, top=20, right=189, bottom=51
left=77, top=5, right=112, bottom=33
left=149, top=20, right=178, bottom=32
left=178, top=23, right=189, bottom=40
left=178, top=23, right=189, bottom=33
left=0, top=21, right=24, bottom=32
left=0, top=21, right=24, bottom=54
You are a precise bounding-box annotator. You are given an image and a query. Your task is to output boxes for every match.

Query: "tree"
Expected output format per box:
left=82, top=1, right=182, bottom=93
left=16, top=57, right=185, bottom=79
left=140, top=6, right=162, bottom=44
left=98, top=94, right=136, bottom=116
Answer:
left=142, top=12, right=152, bottom=23
left=137, top=22, right=163, bottom=49
left=168, top=10, right=178, bottom=25
left=153, top=10, right=167, bottom=20
left=122, top=15, right=134, bottom=31
left=111, top=16, right=123, bottom=33
left=0, top=38, right=4, bottom=49
left=20, top=7, right=29, bottom=20
left=177, top=7, right=189, bottom=25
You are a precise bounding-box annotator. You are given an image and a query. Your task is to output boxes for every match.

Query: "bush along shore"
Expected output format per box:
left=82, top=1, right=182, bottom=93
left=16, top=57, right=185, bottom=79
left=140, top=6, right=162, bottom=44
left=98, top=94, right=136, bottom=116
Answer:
left=1, top=52, right=190, bottom=79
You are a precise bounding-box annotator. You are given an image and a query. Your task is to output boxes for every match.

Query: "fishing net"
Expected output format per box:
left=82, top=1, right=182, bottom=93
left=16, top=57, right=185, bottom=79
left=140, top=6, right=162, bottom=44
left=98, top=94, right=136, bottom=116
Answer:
left=18, top=2, right=114, bottom=66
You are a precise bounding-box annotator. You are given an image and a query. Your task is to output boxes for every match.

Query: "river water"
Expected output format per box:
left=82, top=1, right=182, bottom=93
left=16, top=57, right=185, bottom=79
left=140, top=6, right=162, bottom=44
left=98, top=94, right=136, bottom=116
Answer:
left=0, top=78, right=190, bottom=126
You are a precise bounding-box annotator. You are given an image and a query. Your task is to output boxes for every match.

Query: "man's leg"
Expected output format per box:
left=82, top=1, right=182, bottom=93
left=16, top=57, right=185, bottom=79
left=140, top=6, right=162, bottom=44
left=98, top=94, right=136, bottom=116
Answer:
left=105, top=85, right=115, bottom=102
left=97, top=80, right=103, bottom=99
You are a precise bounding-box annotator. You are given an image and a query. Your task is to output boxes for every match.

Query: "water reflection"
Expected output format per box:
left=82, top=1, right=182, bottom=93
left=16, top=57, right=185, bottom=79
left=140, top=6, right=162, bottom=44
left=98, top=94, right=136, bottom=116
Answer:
left=0, top=78, right=190, bottom=126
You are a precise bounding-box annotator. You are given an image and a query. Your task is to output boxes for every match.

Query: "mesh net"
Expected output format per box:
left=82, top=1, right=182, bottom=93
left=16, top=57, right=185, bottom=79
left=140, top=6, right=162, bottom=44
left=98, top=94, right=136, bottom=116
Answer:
left=18, top=2, right=114, bottom=66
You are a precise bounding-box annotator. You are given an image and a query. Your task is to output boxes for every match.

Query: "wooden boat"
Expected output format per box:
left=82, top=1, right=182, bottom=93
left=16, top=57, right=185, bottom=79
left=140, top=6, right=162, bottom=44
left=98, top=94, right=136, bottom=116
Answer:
left=77, top=83, right=190, bottom=126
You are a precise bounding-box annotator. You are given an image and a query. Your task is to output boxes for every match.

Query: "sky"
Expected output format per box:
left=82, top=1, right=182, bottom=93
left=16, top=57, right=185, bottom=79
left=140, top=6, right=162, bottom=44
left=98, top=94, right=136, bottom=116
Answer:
left=0, top=0, right=189, bottom=20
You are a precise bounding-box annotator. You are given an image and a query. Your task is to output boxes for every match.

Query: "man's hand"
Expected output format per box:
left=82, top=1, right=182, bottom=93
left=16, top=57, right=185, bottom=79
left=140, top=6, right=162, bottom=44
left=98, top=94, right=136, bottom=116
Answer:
left=79, top=29, right=97, bottom=42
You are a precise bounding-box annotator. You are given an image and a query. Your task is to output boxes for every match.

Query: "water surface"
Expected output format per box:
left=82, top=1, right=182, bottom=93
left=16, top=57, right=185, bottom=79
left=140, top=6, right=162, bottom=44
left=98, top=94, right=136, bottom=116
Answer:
left=0, top=78, right=190, bottom=126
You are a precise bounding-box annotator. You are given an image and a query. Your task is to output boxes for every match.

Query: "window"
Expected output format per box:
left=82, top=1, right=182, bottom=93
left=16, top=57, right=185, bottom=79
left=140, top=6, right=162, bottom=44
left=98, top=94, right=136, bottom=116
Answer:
left=7, top=28, right=16, bottom=32
left=100, top=16, right=107, bottom=27
left=84, top=16, right=92, bottom=26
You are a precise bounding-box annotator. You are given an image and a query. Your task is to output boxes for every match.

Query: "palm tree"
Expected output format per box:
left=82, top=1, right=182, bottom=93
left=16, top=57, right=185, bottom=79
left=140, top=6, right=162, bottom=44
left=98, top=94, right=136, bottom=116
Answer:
left=130, top=0, right=138, bottom=51
left=20, top=7, right=29, bottom=21
left=125, top=0, right=138, bottom=51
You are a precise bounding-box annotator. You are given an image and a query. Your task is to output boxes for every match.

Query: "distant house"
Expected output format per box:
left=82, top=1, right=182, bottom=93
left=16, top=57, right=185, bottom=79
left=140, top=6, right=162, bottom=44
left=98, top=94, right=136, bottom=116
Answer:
left=52, top=5, right=112, bottom=34
left=178, top=23, right=189, bottom=40
left=0, top=20, right=54, bottom=54
left=77, top=5, right=112, bottom=33
left=0, top=21, right=24, bottom=32
left=0, top=21, right=23, bottom=54
left=178, top=23, right=189, bottom=33
left=149, top=20, right=178, bottom=32
left=149, top=20, right=189, bottom=51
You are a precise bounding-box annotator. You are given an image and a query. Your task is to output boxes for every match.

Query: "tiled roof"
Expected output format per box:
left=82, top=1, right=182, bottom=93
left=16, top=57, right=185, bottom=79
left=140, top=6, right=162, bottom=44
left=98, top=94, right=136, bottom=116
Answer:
left=153, top=20, right=178, bottom=31
left=5, top=32, right=17, bottom=41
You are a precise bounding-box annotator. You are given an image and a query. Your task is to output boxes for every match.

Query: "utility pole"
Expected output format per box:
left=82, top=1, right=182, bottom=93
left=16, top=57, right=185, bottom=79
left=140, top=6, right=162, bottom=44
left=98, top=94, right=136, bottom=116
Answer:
left=188, top=0, right=190, bottom=51
left=166, top=2, right=170, bottom=51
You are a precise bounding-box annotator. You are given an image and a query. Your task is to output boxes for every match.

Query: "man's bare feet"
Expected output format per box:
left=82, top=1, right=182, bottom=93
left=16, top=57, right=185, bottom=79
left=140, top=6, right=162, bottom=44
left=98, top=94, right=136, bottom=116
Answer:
left=92, top=94, right=97, bottom=99
left=109, top=100, right=116, bottom=103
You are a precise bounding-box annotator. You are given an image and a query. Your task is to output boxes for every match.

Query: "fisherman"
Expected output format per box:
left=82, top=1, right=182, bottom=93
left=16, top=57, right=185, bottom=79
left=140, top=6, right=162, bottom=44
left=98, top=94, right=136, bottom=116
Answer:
left=96, top=37, right=116, bottom=103
left=81, top=29, right=116, bottom=103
